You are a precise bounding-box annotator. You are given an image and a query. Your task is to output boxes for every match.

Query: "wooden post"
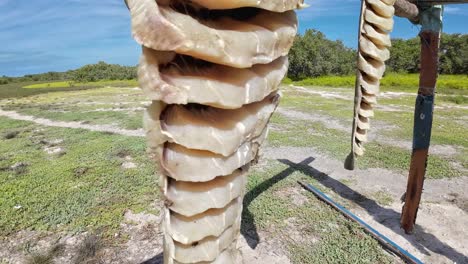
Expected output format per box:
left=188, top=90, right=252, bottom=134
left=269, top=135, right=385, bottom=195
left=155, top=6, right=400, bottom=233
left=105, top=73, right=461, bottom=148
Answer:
left=400, top=5, right=443, bottom=234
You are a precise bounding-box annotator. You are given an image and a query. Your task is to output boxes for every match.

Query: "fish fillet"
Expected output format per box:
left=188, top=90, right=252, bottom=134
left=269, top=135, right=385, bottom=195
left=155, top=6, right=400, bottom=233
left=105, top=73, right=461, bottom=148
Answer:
left=162, top=127, right=268, bottom=182
left=358, top=53, right=386, bottom=80
left=346, top=0, right=395, bottom=169
left=166, top=169, right=247, bottom=217
left=166, top=198, right=242, bottom=244
left=161, top=93, right=279, bottom=156
left=362, top=23, right=391, bottom=47
left=139, top=47, right=288, bottom=108
left=366, top=0, right=395, bottom=18
left=178, top=0, right=306, bottom=12
left=172, top=242, right=241, bottom=264
left=365, top=8, right=394, bottom=32
left=126, top=0, right=300, bottom=262
left=164, top=220, right=241, bottom=263
left=128, top=0, right=297, bottom=68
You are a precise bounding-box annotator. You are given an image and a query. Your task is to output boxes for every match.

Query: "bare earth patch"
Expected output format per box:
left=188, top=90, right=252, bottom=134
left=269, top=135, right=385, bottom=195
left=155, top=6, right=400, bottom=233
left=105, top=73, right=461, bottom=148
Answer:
left=239, top=231, right=292, bottom=264
left=290, top=85, right=352, bottom=100
left=122, top=156, right=138, bottom=169
left=0, top=108, right=144, bottom=137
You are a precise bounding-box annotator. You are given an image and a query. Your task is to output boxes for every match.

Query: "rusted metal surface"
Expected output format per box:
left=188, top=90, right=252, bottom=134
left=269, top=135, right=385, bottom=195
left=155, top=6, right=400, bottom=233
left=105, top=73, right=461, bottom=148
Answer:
left=401, top=6, right=443, bottom=234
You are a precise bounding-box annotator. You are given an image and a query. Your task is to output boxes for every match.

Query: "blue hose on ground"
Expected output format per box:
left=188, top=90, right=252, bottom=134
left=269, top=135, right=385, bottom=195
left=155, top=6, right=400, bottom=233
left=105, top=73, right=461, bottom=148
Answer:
left=298, top=181, right=423, bottom=264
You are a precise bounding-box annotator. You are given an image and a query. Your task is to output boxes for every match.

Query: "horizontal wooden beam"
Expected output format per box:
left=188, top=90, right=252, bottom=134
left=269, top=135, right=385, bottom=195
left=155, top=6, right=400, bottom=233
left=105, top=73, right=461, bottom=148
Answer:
left=408, top=0, right=468, bottom=4
left=395, top=0, right=420, bottom=21
left=394, top=0, right=467, bottom=22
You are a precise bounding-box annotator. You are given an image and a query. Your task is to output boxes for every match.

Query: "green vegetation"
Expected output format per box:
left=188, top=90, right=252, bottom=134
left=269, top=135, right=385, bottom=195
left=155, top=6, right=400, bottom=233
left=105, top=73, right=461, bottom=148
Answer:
left=245, top=162, right=393, bottom=263
left=1, top=87, right=145, bottom=130
left=288, top=30, right=355, bottom=80
left=0, top=117, right=158, bottom=237
left=290, top=73, right=468, bottom=92
left=1, top=82, right=465, bottom=263
left=287, top=31, right=467, bottom=81
left=370, top=191, right=394, bottom=206
left=274, top=85, right=467, bottom=179
left=0, top=82, right=95, bottom=100
left=23, top=79, right=138, bottom=89
left=71, top=61, right=136, bottom=82
left=0, top=30, right=466, bottom=262
left=268, top=115, right=462, bottom=179
left=388, top=33, right=468, bottom=75
left=0, top=80, right=138, bottom=100
left=1, top=61, right=136, bottom=85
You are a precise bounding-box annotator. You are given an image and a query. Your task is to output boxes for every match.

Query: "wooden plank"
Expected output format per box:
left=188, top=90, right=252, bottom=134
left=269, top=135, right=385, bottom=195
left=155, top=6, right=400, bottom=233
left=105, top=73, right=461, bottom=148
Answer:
left=401, top=149, right=429, bottom=233
left=395, top=0, right=419, bottom=21
left=408, top=0, right=468, bottom=4
left=400, top=6, right=442, bottom=233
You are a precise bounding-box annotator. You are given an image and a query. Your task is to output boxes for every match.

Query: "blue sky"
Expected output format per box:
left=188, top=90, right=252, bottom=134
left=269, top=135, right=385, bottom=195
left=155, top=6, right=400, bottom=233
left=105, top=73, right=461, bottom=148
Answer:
left=0, top=0, right=467, bottom=76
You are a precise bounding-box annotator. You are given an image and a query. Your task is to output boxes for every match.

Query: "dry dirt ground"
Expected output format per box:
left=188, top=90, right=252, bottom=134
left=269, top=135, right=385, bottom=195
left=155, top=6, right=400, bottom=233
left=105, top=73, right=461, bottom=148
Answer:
left=0, top=86, right=467, bottom=263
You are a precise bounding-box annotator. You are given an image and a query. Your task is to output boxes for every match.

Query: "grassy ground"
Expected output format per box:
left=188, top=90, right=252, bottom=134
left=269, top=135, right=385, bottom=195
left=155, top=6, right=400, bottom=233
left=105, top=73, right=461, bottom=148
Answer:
left=0, top=80, right=137, bottom=100
left=0, top=77, right=466, bottom=263
left=22, top=80, right=138, bottom=89
left=286, top=73, right=468, bottom=95
left=1, top=87, right=146, bottom=130
left=276, top=85, right=467, bottom=179
left=244, top=161, right=394, bottom=263
left=0, top=117, right=158, bottom=237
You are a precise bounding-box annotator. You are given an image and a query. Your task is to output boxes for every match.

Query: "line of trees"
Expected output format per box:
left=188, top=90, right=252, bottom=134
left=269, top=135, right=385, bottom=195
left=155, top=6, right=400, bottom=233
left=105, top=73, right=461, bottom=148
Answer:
left=72, top=61, right=137, bottom=82
left=288, top=30, right=467, bottom=80
left=288, top=30, right=356, bottom=80
left=387, top=33, right=468, bottom=75
left=1, top=30, right=466, bottom=85
left=1, top=62, right=137, bottom=84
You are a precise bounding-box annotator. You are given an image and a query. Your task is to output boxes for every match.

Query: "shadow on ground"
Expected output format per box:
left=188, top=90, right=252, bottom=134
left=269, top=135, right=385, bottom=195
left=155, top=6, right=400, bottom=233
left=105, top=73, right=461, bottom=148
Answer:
left=240, top=157, right=468, bottom=263
left=141, top=252, right=163, bottom=264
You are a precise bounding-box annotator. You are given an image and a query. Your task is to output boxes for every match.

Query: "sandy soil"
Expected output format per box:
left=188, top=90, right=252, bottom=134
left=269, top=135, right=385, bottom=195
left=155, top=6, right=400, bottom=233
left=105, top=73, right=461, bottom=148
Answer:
left=0, top=108, right=144, bottom=137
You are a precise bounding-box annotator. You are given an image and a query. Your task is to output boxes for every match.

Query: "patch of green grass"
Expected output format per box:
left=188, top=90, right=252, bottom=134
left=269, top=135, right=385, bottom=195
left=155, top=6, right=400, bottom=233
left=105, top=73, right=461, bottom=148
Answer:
left=23, top=80, right=138, bottom=89
left=291, top=73, right=468, bottom=94
left=281, top=77, right=294, bottom=85
left=381, top=73, right=468, bottom=92
left=0, top=117, right=158, bottom=237
left=278, top=86, right=466, bottom=175
left=245, top=161, right=394, bottom=263
left=268, top=117, right=462, bottom=178
left=440, top=95, right=468, bottom=105
left=294, top=75, right=355, bottom=88
left=0, top=80, right=139, bottom=99
left=374, top=108, right=468, bottom=148
left=1, top=87, right=147, bottom=130
left=371, top=191, right=394, bottom=206
left=0, top=82, right=96, bottom=99
left=23, top=81, right=75, bottom=89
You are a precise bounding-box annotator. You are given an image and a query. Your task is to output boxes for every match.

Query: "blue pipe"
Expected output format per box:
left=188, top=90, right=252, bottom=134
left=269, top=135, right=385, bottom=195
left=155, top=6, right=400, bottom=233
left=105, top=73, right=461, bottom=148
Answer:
left=298, top=181, right=423, bottom=264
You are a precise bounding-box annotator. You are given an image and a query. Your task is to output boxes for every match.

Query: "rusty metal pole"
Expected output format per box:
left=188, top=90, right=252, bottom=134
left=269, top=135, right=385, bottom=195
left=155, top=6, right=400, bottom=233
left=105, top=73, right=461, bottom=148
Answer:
left=401, top=5, right=443, bottom=234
